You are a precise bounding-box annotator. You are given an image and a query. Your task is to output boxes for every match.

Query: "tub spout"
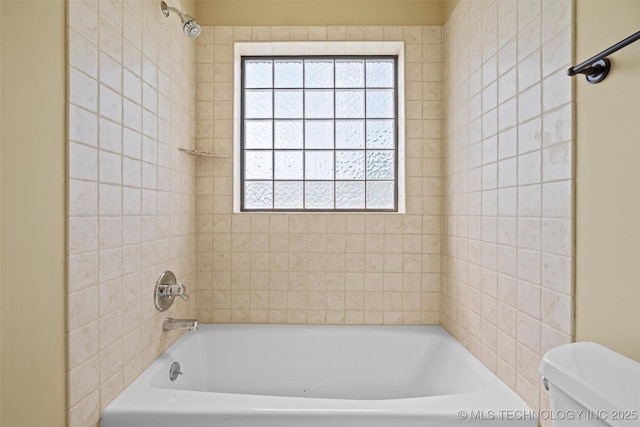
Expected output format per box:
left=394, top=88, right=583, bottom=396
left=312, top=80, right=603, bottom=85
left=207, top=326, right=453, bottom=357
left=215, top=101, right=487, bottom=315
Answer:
left=163, top=317, right=199, bottom=332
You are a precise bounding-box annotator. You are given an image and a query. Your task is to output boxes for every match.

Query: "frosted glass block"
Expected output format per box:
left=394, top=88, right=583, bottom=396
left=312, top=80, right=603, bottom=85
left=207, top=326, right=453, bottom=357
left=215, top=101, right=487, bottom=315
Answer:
left=336, top=90, right=365, bottom=118
left=305, top=181, right=334, bottom=209
left=366, top=181, right=395, bottom=209
left=305, top=151, right=334, bottom=180
left=245, top=90, right=273, bottom=119
left=335, top=60, right=364, bottom=88
left=245, top=60, right=272, bottom=88
left=305, top=60, right=334, bottom=88
left=366, top=60, right=395, bottom=88
left=366, top=120, right=395, bottom=149
left=274, top=181, right=303, bottom=209
left=274, top=90, right=303, bottom=119
left=274, top=60, right=303, bottom=88
left=366, top=89, right=395, bottom=118
left=244, top=120, right=273, bottom=149
left=336, top=181, right=365, bottom=209
left=274, top=120, right=303, bottom=149
left=244, top=181, right=273, bottom=209
left=305, top=121, right=334, bottom=149
left=366, top=150, right=395, bottom=180
left=305, top=90, right=334, bottom=118
left=274, top=150, right=303, bottom=180
left=335, top=150, right=365, bottom=179
left=245, top=151, right=273, bottom=179
left=335, top=120, right=365, bottom=149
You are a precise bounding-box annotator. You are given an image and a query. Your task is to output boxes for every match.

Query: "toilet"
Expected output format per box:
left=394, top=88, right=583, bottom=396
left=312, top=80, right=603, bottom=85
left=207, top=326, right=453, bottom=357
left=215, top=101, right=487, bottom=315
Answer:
left=540, top=342, right=640, bottom=426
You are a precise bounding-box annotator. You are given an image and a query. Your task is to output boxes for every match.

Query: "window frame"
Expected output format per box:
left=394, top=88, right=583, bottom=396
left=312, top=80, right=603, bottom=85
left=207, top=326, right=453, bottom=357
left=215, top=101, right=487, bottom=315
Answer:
left=233, top=42, right=406, bottom=214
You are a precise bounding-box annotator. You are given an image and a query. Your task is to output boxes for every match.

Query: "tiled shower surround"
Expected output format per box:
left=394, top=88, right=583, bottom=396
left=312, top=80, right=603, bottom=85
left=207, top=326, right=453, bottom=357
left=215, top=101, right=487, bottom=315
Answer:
left=66, top=0, right=197, bottom=425
left=194, top=25, right=444, bottom=325
left=65, top=1, right=574, bottom=426
left=442, top=0, right=574, bottom=419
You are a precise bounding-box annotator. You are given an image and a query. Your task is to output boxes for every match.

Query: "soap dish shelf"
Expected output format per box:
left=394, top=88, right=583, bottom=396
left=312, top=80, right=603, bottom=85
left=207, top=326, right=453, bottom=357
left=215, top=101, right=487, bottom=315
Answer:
left=178, top=147, right=230, bottom=158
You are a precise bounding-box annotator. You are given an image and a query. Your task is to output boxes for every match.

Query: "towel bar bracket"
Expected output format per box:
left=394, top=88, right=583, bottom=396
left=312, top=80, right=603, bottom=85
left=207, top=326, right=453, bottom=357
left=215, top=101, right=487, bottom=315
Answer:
left=570, top=58, right=611, bottom=84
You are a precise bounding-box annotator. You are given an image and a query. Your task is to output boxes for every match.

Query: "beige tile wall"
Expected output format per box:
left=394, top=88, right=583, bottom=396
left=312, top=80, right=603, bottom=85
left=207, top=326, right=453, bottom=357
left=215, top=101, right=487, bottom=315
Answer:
left=442, top=0, right=574, bottom=420
left=63, top=4, right=576, bottom=426
left=66, top=0, right=197, bottom=425
left=195, top=25, right=443, bottom=325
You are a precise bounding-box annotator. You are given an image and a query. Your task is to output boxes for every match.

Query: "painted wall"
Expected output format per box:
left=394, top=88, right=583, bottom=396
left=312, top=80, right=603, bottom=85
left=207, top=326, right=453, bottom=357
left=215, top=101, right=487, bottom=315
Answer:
left=0, top=1, right=3, bottom=423
left=66, top=0, right=198, bottom=425
left=0, top=1, right=3, bottom=422
left=195, top=0, right=457, bottom=26
left=442, top=0, right=574, bottom=419
left=183, top=0, right=197, bottom=15
left=195, top=25, right=443, bottom=325
left=441, top=0, right=458, bottom=21
left=575, top=0, right=640, bottom=362
left=0, top=1, right=67, bottom=426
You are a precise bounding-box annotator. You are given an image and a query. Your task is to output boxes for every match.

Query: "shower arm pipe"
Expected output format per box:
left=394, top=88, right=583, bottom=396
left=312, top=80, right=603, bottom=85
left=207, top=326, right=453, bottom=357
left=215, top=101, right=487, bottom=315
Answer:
left=162, top=3, right=182, bottom=17
left=568, top=30, right=640, bottom=84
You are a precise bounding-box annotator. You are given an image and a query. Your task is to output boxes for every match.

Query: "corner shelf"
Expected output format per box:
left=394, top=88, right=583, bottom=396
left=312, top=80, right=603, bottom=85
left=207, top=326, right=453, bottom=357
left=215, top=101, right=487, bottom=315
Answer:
left=177, top=147, right=230, bottom=158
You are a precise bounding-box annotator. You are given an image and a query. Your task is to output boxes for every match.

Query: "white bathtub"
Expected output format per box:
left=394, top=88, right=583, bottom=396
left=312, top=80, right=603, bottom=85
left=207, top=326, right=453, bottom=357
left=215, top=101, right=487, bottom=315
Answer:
left=101, top=325, right=534, bottom=427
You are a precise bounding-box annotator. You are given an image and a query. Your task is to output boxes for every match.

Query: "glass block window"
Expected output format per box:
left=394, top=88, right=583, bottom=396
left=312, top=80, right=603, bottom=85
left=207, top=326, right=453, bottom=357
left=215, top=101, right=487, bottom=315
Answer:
left=241, top=56, right=398, bottom=212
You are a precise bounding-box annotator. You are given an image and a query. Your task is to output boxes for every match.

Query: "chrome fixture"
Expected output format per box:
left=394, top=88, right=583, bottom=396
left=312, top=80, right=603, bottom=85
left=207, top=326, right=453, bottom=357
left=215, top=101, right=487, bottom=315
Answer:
left=160, top=1, right=201, bottom=38
left=155, top=270, right=190, bottom=311
left=169, top=361, right=183, bottom=381
left=163, top=317, right=199, bottom=332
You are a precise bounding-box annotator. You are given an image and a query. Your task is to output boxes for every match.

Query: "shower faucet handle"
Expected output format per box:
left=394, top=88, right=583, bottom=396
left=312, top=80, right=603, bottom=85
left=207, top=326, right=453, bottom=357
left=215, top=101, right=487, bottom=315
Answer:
left=176, top=283, right=190, bottom=301
left=159, top=282, right=190, bottom=301
left=154, top=271, right=190, bottom=311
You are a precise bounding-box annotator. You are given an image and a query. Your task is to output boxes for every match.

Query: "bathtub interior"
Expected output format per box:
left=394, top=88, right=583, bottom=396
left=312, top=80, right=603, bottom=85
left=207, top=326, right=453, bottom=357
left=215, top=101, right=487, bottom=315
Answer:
left=149, top=325, right=488, bottom=400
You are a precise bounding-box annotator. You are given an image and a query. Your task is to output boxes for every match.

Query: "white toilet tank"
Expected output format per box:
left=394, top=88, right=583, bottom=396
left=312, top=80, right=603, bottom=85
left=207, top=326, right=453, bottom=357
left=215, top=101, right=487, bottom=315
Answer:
left=540, top=342, right=640, bottom=427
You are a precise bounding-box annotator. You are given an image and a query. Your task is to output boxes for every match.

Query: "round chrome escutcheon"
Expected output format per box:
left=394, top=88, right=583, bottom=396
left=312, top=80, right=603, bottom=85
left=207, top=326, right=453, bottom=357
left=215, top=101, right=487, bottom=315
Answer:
left=169, top=361, right=183, bottom=381
left=155, top=270, right=177, bottom=311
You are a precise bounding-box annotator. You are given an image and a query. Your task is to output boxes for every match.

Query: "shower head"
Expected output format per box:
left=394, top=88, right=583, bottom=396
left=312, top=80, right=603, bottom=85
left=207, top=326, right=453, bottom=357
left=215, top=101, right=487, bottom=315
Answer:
left=160, top=1, right=201, bottom=38
left=179, top=13, right=201, bottom=38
